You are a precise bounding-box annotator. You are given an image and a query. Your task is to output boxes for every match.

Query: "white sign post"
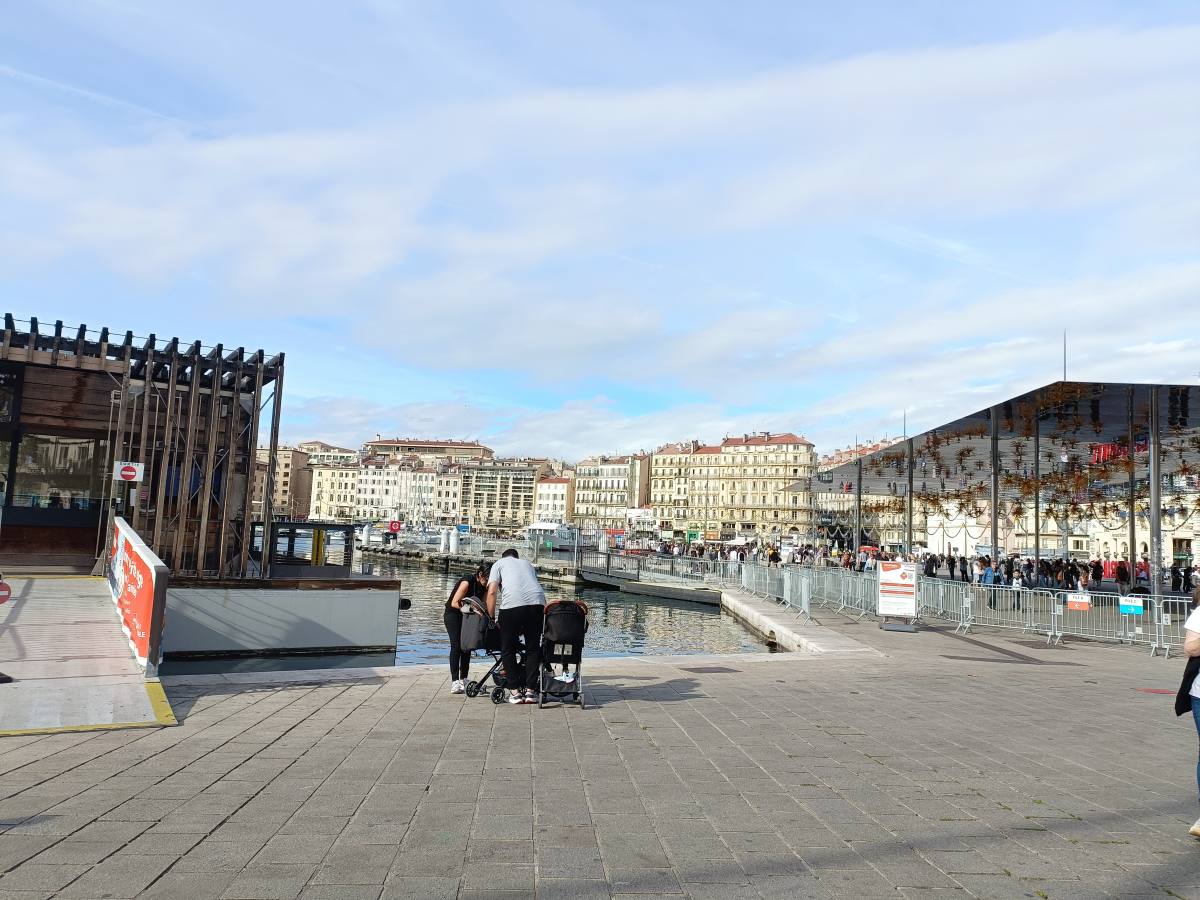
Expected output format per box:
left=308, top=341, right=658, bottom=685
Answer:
left=878, top=560, right=919, bottom=632
left=112, top=461, right=145, bottom=483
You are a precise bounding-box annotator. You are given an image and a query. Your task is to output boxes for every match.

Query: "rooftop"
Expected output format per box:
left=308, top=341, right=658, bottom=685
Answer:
left=722, top=432, right=813, bottom=447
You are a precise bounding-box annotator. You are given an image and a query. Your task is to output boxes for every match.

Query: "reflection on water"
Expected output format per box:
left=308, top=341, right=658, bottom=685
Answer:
left=381, top=561, right=770, bottom=665
left=159, top=560, right=770, bottom=676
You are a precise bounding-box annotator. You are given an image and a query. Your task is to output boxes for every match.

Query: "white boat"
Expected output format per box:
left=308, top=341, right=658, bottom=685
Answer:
left=524, top=522, right=593, bottom=552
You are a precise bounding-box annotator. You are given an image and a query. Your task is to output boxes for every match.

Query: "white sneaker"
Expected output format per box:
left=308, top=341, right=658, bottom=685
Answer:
left=507, top=690, right=525, bottom=704
left=450, top=680, right=465, bottom=694
left=1190, top=817, right=1200, bottom=838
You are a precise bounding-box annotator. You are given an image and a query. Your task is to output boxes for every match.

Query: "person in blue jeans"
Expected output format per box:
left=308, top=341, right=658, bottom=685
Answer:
left=1185, top=589, right=1200, bottom=838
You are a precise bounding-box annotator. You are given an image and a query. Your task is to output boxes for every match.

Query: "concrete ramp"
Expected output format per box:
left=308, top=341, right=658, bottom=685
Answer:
left=0, top=577, right=175, bottom=735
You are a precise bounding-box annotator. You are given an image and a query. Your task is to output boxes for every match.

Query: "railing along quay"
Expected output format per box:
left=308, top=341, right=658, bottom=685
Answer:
left=579, top=551, right=1192, bottom=659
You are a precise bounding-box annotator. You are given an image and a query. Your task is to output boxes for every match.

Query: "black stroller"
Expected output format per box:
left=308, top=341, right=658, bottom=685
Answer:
left=460, top=597, right=525, bottom=704
left=539, top=599, right=587, bottom=708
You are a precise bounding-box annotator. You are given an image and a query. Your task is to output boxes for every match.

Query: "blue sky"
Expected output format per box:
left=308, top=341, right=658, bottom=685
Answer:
left=2, top=1, right=1198, bottom=459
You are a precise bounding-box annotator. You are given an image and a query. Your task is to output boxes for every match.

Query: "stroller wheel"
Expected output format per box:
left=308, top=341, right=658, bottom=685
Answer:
left=491, top=686, right=505, bottom=705
left=464, top=680, right=479, bottom=698
left=577, top=693, right=585, bottom=709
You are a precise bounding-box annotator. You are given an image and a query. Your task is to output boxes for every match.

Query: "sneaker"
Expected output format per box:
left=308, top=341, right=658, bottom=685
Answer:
left=1190, top=818, right=1200, bottom=838
left=507, top=690, right=525, bottom=704
left=523, top=689, right=539, bottom=704
left=450, top=680, right=465, bottom=694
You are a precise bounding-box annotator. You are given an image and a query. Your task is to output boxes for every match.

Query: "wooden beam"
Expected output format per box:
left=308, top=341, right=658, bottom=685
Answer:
left=260, top=352, right=285, bottom=579
left=216, top=347, right=244, bottom=576
left=195, top=344, right=224, bottom=574
left=151, top=348, right=180, bottom=555
left=74, top=324, right=86, bottom=368
left=237, top=351, right=266, bottom=578
left=170, top=343, right=204, bottom=573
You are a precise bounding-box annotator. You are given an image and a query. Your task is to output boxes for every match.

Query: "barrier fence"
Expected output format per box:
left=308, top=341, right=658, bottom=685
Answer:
left=579, top=551, right=1192, bottom=659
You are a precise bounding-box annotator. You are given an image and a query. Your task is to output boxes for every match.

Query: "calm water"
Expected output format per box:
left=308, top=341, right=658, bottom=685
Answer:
left=380, top=562, right=770, bottom=664
left=159, top=560, right=769, bottom=676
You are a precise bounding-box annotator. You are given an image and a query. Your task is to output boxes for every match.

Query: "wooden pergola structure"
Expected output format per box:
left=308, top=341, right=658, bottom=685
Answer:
left=0, top=315, right=284, bottom=577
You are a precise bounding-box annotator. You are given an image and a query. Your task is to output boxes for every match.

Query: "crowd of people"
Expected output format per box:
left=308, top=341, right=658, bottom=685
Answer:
left=649, top=538, right=1199, bottom=596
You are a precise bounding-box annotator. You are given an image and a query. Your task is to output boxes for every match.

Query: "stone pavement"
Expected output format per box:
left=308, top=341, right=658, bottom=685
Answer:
left=0, top=577, right=164, bottom=734
left=1, top=619, right=1199, bottom=899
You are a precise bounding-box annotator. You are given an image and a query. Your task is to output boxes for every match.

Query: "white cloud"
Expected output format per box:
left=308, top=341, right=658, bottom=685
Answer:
left=2, top=20, right=1199, bottom=458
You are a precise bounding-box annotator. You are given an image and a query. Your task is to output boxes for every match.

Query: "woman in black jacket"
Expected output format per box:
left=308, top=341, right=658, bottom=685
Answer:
left=444, top=563, right=490, bottom=694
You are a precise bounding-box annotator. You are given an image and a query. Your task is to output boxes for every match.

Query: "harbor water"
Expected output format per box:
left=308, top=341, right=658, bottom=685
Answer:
left=160, top=560, right=770, bottom=676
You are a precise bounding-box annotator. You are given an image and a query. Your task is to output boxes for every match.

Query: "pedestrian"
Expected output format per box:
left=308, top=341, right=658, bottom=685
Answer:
left=1116, top=559, right=1131, bottom=597
left=444, top=563, right=490, bottom=694
left=1091, top=559, right=1104, bottom=591
left=1173, top=562, right=1183, bottom=594
left=1186, top=563, right=1196, bottom=594
left=1178, top=587, right=1200, bottom=837
left=487, top=548, right=547, bottom=705
left=948, top=554, right=957, bottom=580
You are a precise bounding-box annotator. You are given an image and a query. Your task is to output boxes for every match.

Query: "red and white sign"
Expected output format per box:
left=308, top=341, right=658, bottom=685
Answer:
left=112, top=461, right=145, bottom=482
left=107, top=518, right=166, bottom=670
left=0, top=582, right=11, bottom=605
left=878, top=560, right=918, bottom=618
left=388, top=520, right=402, bottom=533
left=1066, top=593, right=1091, bottom=612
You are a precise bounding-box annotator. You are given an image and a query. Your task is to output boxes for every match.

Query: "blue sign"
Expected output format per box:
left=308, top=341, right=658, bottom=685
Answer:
left=1119, top=598, right=1144, bottom=615
left=456, top=525, right=470, bottom=533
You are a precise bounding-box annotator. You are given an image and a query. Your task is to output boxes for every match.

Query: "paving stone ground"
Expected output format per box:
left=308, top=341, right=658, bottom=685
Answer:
left=2, top=616, right=1200, bottom=899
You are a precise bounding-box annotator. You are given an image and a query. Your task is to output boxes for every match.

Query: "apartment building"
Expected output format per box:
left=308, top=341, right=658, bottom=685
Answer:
left=684, top=433, right=817, bottom=542
left=533, top=476, right=573, bottom=523
left=458, top=458, right=548, bottom=531
left=253, top=447, right=311, bottom=520
left=296, top=440, right=359, bottom=465
left=650, top=441, right=699, bottom=537
left=359, top=438, right=493, bottom=465
left=308, top=463, right=359, bottom=522
left=434, top=468, right=462, bottom=525
left=572, top=455, right=650, bottom=531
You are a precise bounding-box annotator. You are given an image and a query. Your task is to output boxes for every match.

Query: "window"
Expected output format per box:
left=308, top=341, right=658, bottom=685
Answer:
left=12, top=434, right=108, bottom=510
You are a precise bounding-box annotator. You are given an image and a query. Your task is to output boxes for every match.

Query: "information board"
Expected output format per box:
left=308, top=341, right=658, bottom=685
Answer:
left=877, top=560, right=918, bottom=617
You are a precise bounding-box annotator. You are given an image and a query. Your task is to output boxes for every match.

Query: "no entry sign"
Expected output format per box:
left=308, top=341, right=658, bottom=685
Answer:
left=113, top=462, right=145, bottom=482
left=0, top=582, right=11, bottom=605
left=388, top=521, right=402, bottom=533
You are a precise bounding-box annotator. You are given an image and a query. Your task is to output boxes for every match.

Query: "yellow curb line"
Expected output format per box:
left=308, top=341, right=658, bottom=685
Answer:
left=144, top=679, right=178, bottom=726
left=0, top=681, right=179, bottom=737
left=0, top=720, right=160, bottom=738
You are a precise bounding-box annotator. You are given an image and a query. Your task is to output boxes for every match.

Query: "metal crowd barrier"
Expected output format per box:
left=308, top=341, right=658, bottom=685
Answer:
left=579, top=553, right=1194, bottom=658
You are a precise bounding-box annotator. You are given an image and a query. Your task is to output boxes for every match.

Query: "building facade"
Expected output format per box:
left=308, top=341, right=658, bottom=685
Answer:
left=685, top=433, right=817, bottom=543
left=254, top=447, right=311, bottom=521
left=359, top=438, right=493, bottom=464
left=434, top=468, right=462, bottom=525
left=650, top=441, right=698, bottom=538
left=572, top=456, right=640, bottom=531
left=308, top=462, right=359, bottom=522
left=458, top=458, right=547, bottom=531
left=296, top=440, right=358, bottom=466
left=534, top=476, right=572, bottom=523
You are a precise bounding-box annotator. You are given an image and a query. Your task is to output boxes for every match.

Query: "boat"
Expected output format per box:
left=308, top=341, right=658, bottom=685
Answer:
left=524, top=522, right=595, bottom=552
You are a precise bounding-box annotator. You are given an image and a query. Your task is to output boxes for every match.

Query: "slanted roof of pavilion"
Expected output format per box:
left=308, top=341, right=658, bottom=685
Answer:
left=821, top=381, right=1200, bottom=523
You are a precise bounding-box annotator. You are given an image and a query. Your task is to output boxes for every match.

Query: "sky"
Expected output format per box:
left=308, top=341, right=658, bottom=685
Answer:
left=2, top=1, right=1198, bottom=460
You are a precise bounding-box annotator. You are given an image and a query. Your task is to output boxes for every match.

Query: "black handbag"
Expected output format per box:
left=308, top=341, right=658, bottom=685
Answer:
left=1175, top=655, right=1200, bottom=716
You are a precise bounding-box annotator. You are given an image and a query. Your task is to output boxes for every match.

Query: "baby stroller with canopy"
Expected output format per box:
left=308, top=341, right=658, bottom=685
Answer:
left=460, top=597, right=525, bottom=704
left=539, top=598, right=588, bottom=708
